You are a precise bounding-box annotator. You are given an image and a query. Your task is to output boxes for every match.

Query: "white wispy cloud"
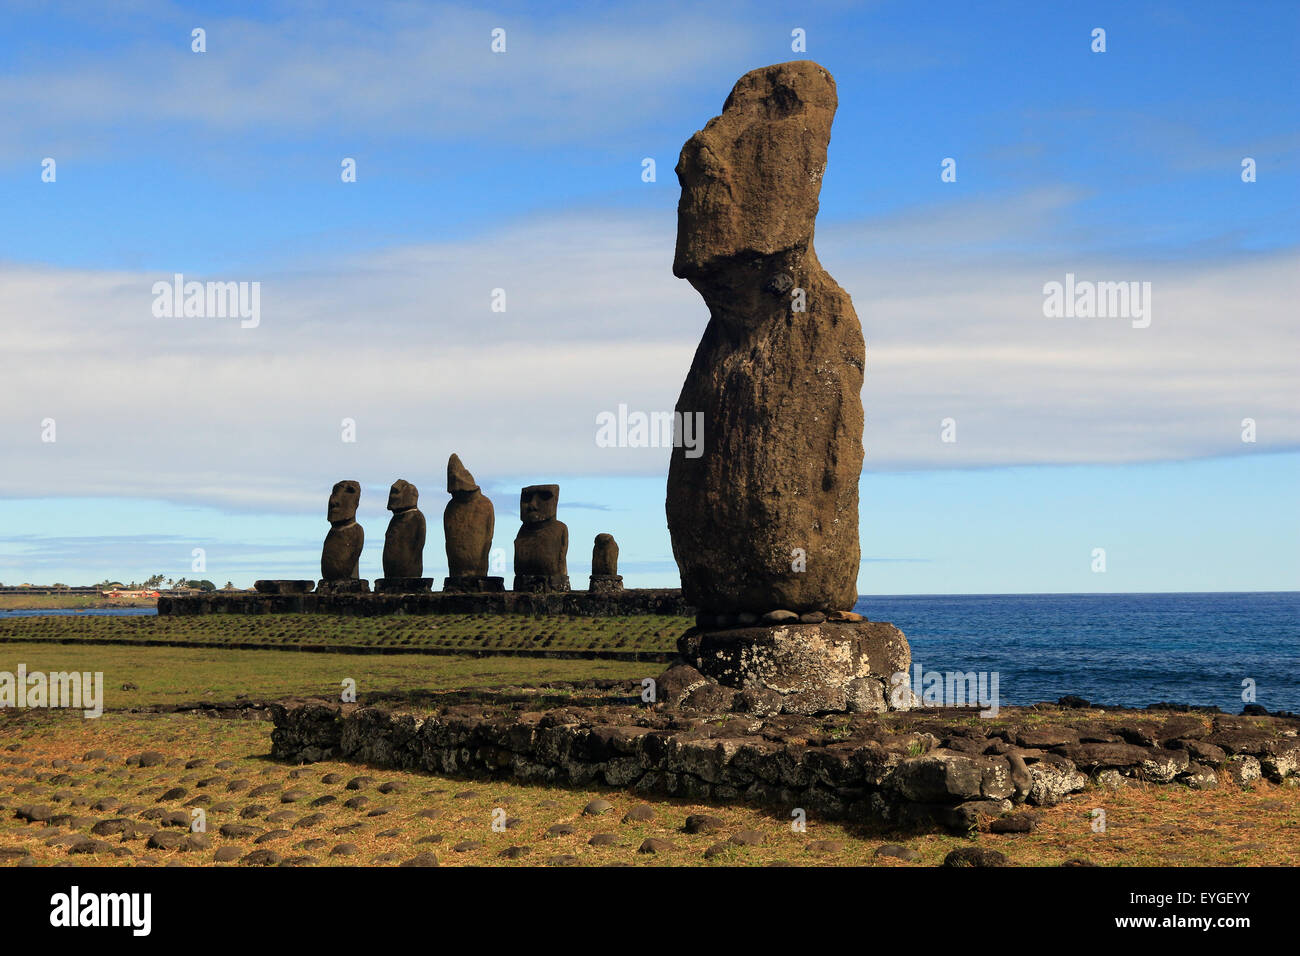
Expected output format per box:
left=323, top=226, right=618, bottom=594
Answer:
left=2, top=187, right=1296, bottom=513
left=0, top=0, right=767, bottom=160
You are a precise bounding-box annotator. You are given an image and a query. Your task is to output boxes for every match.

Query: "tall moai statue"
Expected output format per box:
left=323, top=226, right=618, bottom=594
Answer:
left=320, top=479, right=368, bottom=592
left=666, top=60, right=863, bottom=616
left=512, top=484, right=569, bottom=592
left=376, top=479, right=431, bottom=593
left=442, top=454, right=503, bottom=592
left=661, top=62, right=910, bottom=715
left=589, top=533, right=623, bottom=592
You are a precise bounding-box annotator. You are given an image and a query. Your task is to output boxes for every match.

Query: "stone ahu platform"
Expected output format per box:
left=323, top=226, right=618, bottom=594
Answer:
left=270, top=685, right=1300, bottom=834
left=158, top=587, right=692, bottom=617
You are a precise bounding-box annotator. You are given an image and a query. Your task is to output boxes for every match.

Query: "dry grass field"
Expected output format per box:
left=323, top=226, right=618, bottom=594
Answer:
left=1, top=629, right=1297, bottom=867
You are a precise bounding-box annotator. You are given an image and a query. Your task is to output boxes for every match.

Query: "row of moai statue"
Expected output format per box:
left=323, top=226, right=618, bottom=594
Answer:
left=320, top=454, right=623, bottom=594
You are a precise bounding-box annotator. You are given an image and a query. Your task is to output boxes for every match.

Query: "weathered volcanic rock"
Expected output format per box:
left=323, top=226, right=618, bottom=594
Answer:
left=589, top=533, right=623, bottom=592
left=253, top=580, right=315, bottom=595
left=443, top=454, right=495, bottom=580
left=676, top=620, right=908, bottom=714
left=321, top=480, right=364, bottom=581
left=513, top=484, right=569, bottom=592
left=374, top=577, right=433, bottom=594
left=591, top=533, right=619, bottom=576
left=665, top=60, right=863, bottom=614
left=382, top=479, right=426, bottom=578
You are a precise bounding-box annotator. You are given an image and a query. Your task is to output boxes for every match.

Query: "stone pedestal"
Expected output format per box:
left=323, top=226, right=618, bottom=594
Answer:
left=588, top=574, right=624, bottom=593
left=316, top=579, right=370, bottom=595
left=676, top=620, right=911, bottom=715
left=374, top=577, right=433, bottom=594
left=513, top=573, right=570, bottom=593
left=253, top=580, right=314, bottom=595
left=442, top=575, right=505, bottom=593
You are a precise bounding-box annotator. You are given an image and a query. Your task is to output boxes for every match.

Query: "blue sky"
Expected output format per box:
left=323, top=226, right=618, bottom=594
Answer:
left=0, top=0, right=1296, bottom=592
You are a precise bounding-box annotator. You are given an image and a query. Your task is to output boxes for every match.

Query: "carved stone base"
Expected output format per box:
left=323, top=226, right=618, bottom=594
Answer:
left=442, top=575, right=506, bottom=593
left=674, top=620, right=911, bottom=715
left=316, top=579, right=371, bottom=594
left=374, top=577, right=434, bottom=594
left=588, top=574, right=624, bottom=593
left=512, top=574, right=570, bottom=593
left=253, top=580, right=315, bottom=595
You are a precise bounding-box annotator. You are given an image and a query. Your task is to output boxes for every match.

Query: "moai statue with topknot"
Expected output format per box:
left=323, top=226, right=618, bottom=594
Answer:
left=442, top=454, right=503, bottom=592
left=512, top=484, right=569, bottom=592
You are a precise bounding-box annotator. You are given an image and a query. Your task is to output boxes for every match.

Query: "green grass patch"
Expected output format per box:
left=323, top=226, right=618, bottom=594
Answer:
left=0, top=643, right=649, bottom=709
left=0, top=613, right=684, bottom=655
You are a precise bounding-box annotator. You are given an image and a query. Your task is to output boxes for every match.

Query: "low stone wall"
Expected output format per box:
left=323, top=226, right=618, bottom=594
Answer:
left=159, top=588, right=692, bottom=617
left=269, top=691, right=1300, bottom=833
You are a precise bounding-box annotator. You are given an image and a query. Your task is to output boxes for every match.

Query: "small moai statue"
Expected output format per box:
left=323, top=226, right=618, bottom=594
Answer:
left=376, top=479, right=431, bottom=592
left=589, top=533, right=624, bottom=592
left=443, top=454, right=503, bottom=592
left=512, top=484, right=569, bottom=592
left=319, top=480, right=368, bottom=592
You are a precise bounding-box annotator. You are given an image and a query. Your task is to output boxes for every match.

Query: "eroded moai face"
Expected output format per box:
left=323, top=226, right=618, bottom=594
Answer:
left=387, top=479, right=418, bottom=512
left=328, top=480, right=361, bottom=524
left=520, top=485, right=558, bottom=524
left=672, top=63, right=836, bottom=282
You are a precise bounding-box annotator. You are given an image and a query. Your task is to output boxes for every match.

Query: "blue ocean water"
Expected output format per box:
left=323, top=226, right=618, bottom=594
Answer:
left=854, top=592, right=1300, bottom=714
left=2, top=597, right=1295, bottom=713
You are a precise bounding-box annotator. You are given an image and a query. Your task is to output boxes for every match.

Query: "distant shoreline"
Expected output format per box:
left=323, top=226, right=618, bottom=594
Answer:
left=0, top=593, right=158, bottom=610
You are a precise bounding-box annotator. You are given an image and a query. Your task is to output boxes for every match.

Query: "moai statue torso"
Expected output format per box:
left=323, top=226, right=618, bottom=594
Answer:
left=382, top=479, right=426, bottom=579
left=592, top=533, right=619, bottom=575
left=589, top=533, right=624, bottom=592
left=513, top=484, right=569, bottom=592
left=321, top=480, right=365, bottom=588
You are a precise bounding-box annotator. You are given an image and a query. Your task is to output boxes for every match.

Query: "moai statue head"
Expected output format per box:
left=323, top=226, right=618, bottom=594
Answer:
left=447, top=454, right=479, bottom=500
left=672, top=61, right=836, bottom=284
left=387, top=479, right=418, bottom=513
left=328, top=480, right=361, bottom=525
left=592, top=533, right=619, bottom=576
left=520, top=484, right=559, bottom=525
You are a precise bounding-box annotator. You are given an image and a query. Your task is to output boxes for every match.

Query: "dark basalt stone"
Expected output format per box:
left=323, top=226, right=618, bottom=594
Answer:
left=513, top=484, right=568, bottom=592
left=253, top=580, right=315, bottom=595
left=321, top=480, right=363, bottom=581
left=374, top=577, right=433, bottom=594
left=442, top=575, right=505, bottom=593
left=513, top=573, right=570, bottom=593
left=589, top=533, right=623, bottom=592
left=665, top=61, right=863, bottom=615
left=444, top=454, right=495, bottom=578
left=161, top=587, right=689, bottom=617
left=315, top=578, right=370, bottom=594
left=382, top=479, right=426, bottom=579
